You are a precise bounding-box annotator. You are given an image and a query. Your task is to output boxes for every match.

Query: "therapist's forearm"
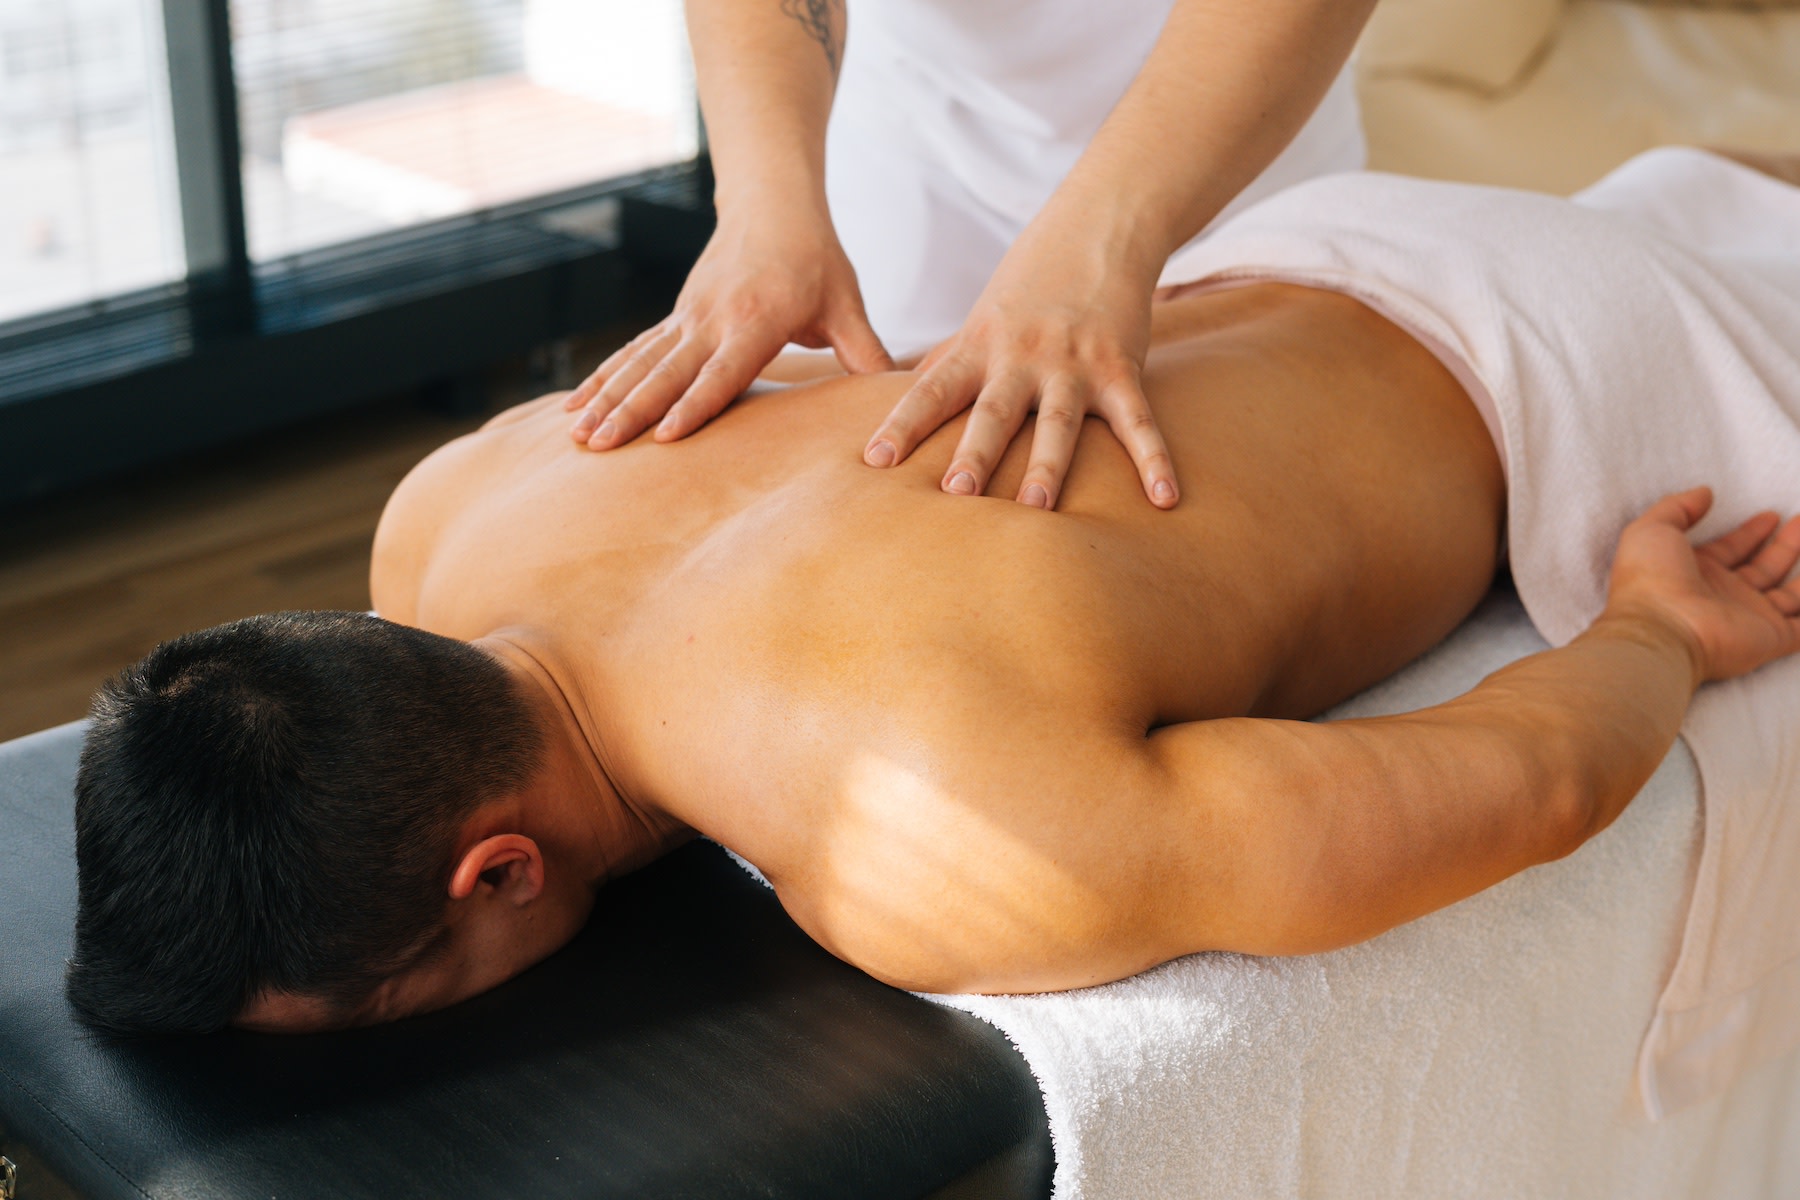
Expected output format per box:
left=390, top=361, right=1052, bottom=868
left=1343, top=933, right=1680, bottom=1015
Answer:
left=685, top=0, right=843, bottom=221
left=1034, top=0, right=1376, bottom=286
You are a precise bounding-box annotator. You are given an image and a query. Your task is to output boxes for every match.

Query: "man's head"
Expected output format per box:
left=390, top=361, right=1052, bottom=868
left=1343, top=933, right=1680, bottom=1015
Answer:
left=67, top=611, right=546, bottom=1036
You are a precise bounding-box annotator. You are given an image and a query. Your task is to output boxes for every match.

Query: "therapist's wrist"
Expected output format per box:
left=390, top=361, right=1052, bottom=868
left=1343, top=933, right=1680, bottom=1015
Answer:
left=1040, top=127, right=1250, bottom=285
left=1001, top=226, right=1164, bottom=313
left=711, top=153, right=831, bottom=231
left=704, top=184, right=850, bottom=281
left=1022, top=188, right=1177, bottom=297
left=710, top=202, right=840, bottom=271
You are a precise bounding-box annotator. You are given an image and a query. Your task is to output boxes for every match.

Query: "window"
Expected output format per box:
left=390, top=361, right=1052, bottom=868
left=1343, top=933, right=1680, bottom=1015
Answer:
left=0, top=0, right=695, bottom=319
left=0, top=0, right=186, bottom=322
left=232, top=0, right=697, bottom=261
left=0, top=0, right=707, bottom=509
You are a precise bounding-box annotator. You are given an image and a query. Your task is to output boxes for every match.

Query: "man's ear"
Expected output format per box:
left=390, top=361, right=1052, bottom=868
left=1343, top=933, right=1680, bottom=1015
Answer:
left=448, top=834, right=545, bottom=906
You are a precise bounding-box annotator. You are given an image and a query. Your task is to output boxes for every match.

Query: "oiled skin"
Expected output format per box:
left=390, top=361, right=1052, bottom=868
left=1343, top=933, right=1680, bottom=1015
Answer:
left=373, top=284, right=1504, bottom=992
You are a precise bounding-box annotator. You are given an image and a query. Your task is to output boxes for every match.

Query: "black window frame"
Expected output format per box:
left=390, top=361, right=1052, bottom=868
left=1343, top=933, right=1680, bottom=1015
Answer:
left=0, top=0, right=712, bottom=508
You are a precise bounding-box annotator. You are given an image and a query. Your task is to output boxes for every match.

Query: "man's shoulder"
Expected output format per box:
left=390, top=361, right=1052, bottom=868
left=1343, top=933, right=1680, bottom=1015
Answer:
left=370, top=400, right=553, bottom=619
left=478, top=391, right=568, bottom=433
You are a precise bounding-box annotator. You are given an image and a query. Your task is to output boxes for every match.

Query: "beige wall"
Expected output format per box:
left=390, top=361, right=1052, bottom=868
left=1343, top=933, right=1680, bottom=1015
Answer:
left=1356, top=0, right=1800, bottom=193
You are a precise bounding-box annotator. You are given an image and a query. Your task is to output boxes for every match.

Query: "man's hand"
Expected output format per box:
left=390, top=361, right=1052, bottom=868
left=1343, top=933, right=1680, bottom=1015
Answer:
left=860, top=235, right=1177, bottom=511
left=563, top=211, right=893, bottom=450
left=1606, top=486, right=1800, bottom=684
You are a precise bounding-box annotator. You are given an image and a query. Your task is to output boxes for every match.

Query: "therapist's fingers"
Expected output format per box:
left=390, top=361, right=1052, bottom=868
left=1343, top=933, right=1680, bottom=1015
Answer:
left=564, top=338, right=630, bottom=411
left=1097, top=376, right=1178, bottom=509
left=1016, top=375, right=1087, bottom=509
left=941, top=370, right=1036, bottom=496
left=652, top=334, right=776, bottom=442
left=575, top=323, right=678, bottom=413
left=570, top=326, right=682, bottom=443
left=864, top=354, right=983, bottom=468
left=565, top=324, right=662, bottom=412
left=826, top=304, right=896, bottom=376
left=586, top=336, right=712, bottom=449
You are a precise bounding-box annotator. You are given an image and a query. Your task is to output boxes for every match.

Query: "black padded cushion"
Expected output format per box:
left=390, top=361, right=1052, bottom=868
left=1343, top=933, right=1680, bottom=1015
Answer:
left=0, top=723, right=1051, bottom=1199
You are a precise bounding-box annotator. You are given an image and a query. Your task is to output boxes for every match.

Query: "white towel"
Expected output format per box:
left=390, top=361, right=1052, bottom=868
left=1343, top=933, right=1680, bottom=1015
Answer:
left=1142, top=149, right=1800, bottom=1119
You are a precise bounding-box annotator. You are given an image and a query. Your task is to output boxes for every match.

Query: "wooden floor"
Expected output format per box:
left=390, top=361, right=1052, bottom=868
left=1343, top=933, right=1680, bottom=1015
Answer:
left=0, top=334, right=626, bottom=744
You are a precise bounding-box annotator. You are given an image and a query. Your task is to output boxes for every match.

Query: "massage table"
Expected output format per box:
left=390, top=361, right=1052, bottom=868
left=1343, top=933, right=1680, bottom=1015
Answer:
left=0, top=726, right=1051, bottom=1198
left=4, top=588, right=1799, bottom=1198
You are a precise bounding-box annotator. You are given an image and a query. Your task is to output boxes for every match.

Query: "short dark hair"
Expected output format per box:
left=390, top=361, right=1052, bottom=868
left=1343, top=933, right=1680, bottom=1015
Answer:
left=68, top=611, right=542, bottom=1036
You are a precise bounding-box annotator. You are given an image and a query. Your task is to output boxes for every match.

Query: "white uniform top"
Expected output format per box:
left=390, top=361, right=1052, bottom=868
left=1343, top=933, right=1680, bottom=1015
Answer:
left=824, top=0, right=1366, bottom=352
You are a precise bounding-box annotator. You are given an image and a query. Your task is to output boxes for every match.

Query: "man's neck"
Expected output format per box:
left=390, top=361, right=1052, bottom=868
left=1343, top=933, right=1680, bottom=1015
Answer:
left=475, top=633, right=689, bottom=887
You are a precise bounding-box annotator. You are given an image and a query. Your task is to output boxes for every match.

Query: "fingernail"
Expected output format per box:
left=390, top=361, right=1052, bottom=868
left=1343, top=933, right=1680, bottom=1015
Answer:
left=946, top=471, right=977, bottom=496
left=596, top=420, right=615, bottom=443
left=1021, top=483, right=1049, bottom=508
left=865, top=440, right=896, bottom=468
left=1153, top=479, right=1177, bottom=505
left=574, top=413, right=596, bottom=437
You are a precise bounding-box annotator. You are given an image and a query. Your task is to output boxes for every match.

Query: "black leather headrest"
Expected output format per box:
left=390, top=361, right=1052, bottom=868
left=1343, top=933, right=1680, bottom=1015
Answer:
left=0, top=723, right=1051, bottom=1198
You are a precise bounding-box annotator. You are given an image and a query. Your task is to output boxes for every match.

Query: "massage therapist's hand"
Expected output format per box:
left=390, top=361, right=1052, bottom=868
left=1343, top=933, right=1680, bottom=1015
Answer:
left=1605, top=487, right=1800, bottom=684
left=564, top=210, right=893, bottom=449
left=861, top=228, right=1177, bottom=511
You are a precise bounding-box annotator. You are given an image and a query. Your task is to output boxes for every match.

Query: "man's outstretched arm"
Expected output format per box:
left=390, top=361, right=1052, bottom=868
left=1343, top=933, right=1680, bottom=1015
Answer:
left=1142, top=489, right=1800, bottom=959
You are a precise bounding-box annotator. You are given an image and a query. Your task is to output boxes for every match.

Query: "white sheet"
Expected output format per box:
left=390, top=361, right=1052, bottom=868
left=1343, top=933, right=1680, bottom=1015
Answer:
left=930, top=592, right=1800, bottom=1198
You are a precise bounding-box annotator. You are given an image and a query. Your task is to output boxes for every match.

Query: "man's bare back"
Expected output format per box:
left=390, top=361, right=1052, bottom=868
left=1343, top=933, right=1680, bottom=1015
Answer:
left=374, top=282, right=1512, bottom=992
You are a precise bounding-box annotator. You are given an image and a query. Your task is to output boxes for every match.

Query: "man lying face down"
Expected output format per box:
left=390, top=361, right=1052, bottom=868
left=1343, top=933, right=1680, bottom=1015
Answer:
left=68, top=150, right=1800, bottom=1036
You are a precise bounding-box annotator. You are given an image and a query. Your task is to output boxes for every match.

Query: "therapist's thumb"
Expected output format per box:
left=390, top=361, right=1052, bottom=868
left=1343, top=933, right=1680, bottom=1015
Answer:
left=829, top=307, right=895, bottom=376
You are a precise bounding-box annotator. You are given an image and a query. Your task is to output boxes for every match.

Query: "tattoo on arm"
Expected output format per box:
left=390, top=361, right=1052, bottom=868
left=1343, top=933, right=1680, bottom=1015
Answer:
left=781, top=0, right=845, bottom=76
